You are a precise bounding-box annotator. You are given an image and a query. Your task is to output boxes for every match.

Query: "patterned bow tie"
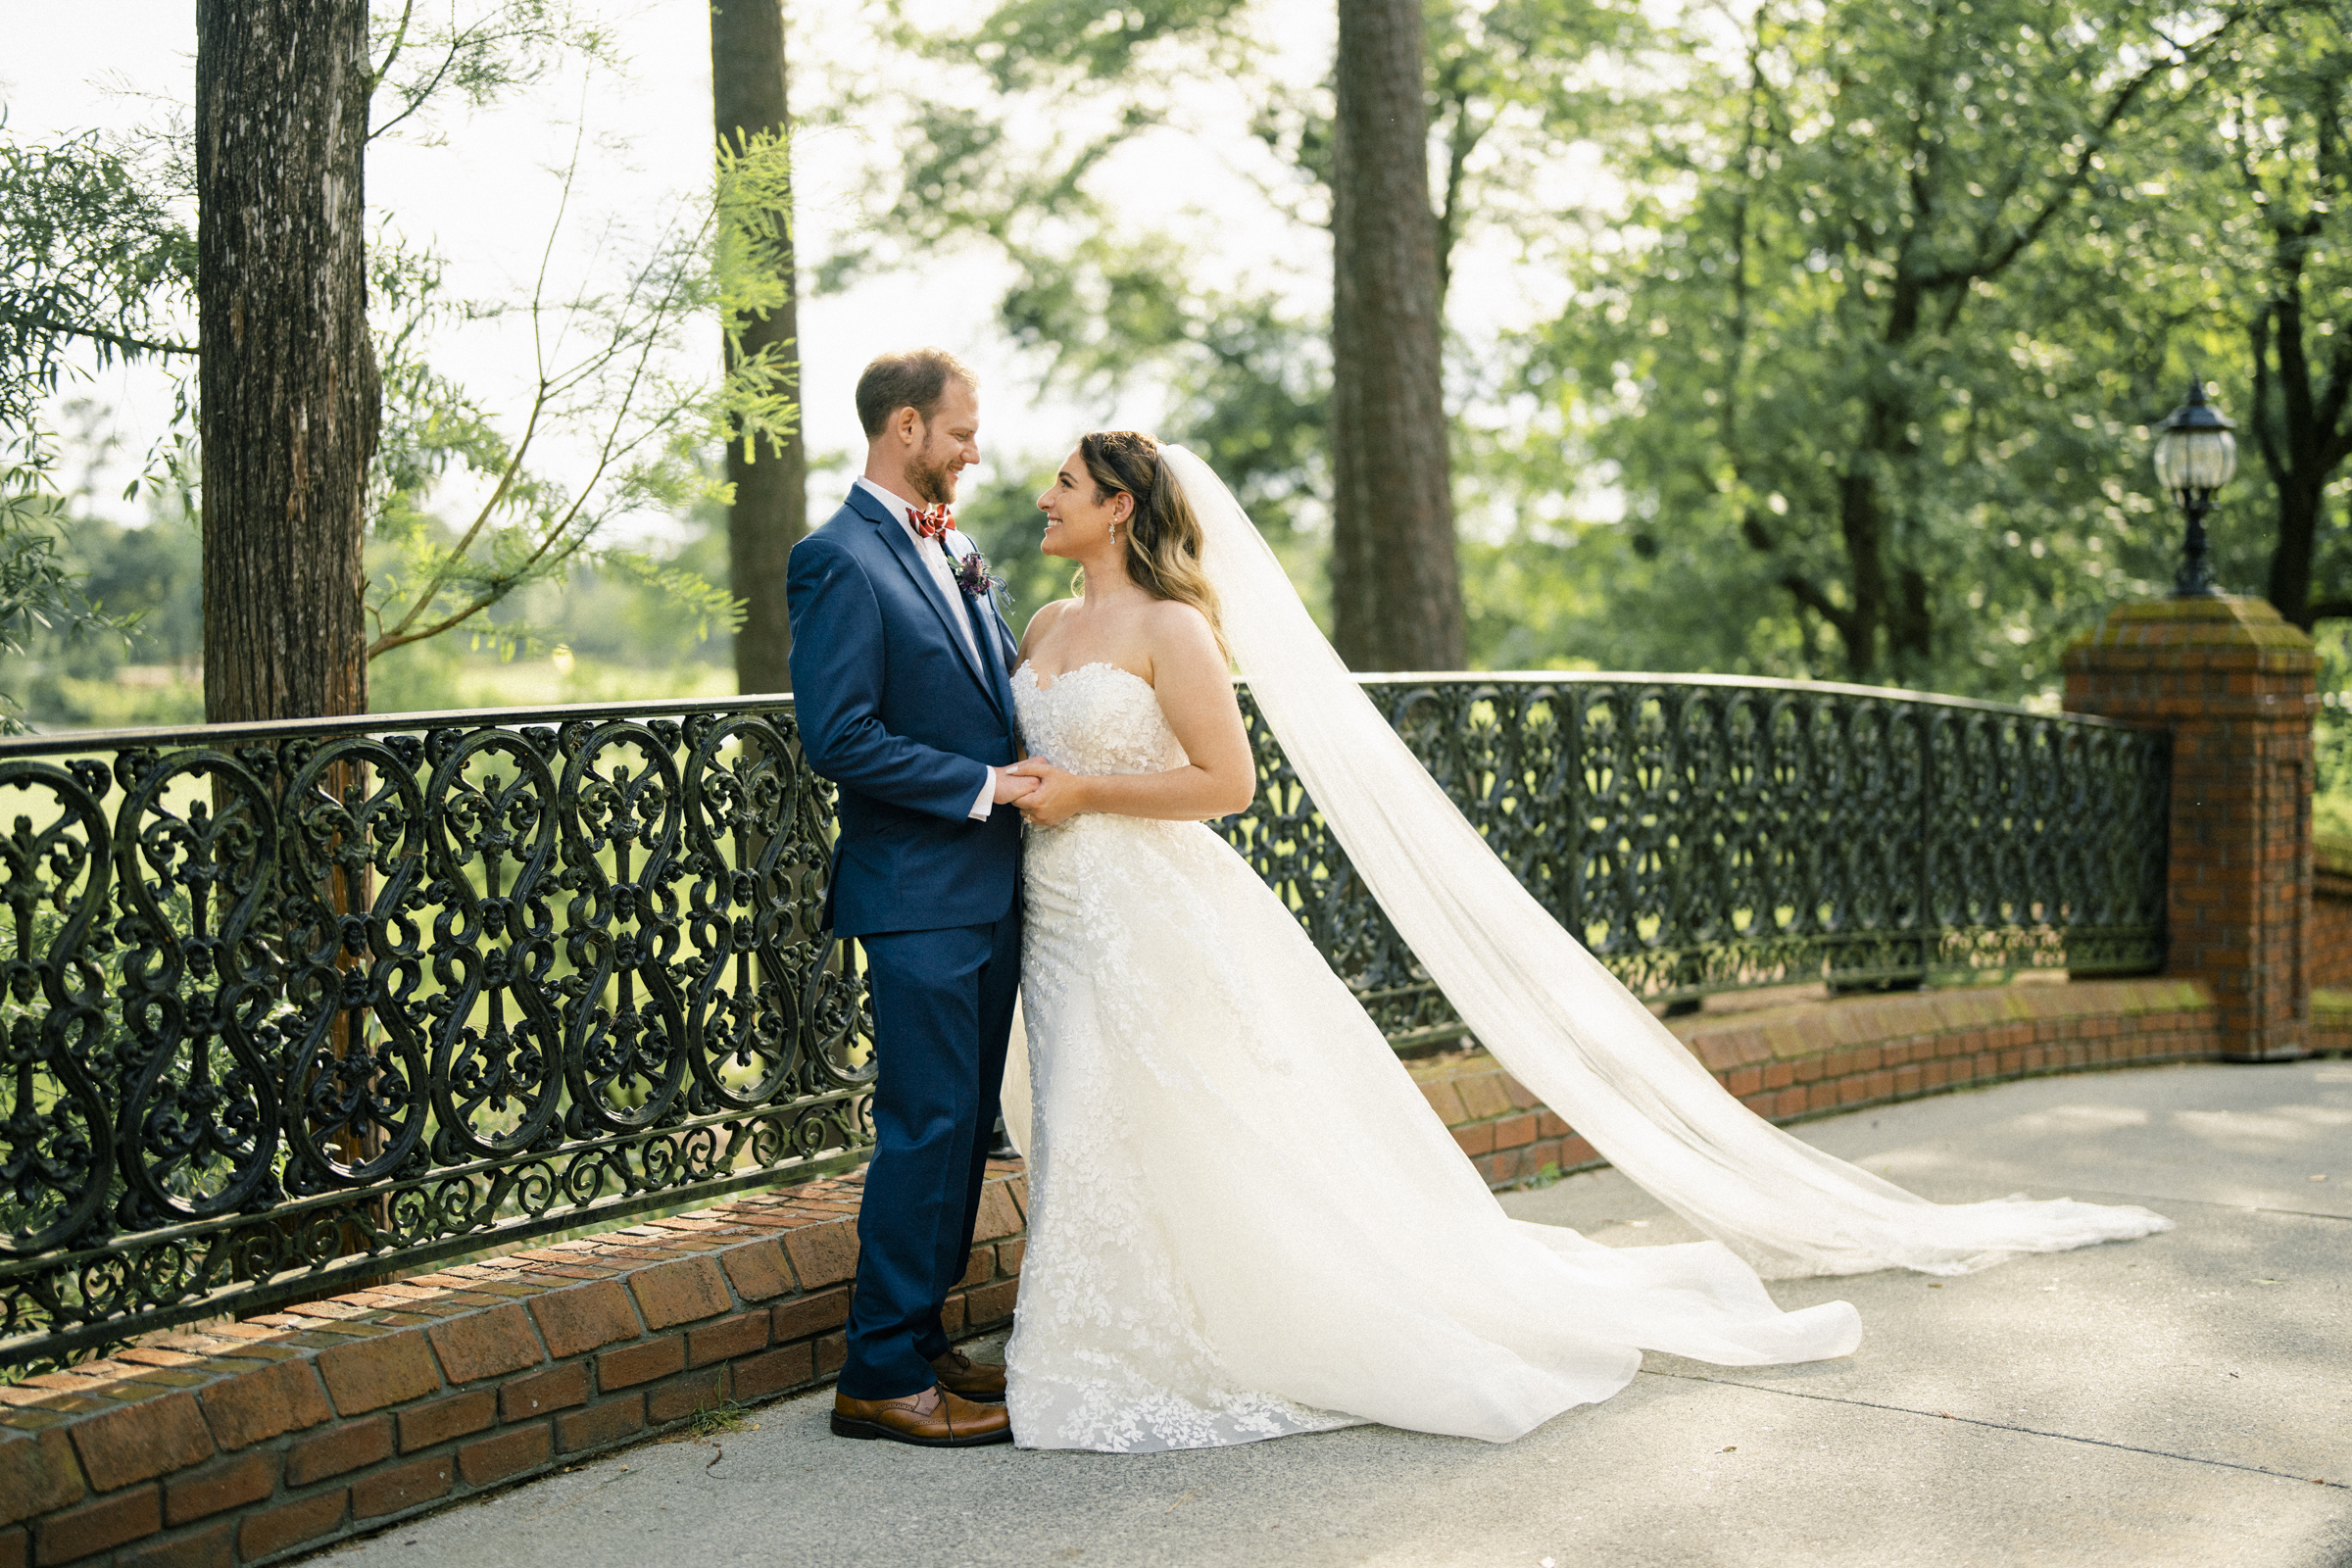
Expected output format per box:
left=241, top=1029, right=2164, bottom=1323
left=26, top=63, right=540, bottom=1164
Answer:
left=908, top=503, right=954, bottom=540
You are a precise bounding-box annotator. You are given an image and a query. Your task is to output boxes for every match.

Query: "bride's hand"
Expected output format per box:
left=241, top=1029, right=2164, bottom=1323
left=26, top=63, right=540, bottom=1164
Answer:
left=1007, top=759, right=1088, bottom=828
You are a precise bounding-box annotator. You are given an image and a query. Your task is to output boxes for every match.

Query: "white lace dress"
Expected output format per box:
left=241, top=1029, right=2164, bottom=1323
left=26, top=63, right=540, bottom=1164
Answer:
left=1001, top=662, right=1864, bottom=1454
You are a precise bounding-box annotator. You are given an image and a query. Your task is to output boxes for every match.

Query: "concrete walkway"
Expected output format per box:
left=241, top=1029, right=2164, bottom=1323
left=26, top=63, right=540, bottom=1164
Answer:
left=317, top=1062, right=2352, bottom=1568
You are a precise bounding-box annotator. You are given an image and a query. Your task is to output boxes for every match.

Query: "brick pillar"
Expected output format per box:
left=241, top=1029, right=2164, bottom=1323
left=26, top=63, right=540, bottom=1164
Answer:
left=2064, top=597, right=2317, bottom=1060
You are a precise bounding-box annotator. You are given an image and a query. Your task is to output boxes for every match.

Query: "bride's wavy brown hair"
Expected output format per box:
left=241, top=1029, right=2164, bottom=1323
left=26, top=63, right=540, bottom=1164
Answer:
left=1074, top=430, right=1230, bottom=661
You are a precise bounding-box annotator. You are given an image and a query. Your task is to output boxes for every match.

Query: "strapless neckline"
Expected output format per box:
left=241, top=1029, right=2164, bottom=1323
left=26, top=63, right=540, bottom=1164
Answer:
left=1011, top=660, right=1188, bottom=779
left=1015, top=661, right=1152, bottom=696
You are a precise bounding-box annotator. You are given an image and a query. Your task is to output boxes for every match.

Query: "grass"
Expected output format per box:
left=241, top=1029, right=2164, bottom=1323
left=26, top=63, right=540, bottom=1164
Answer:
left=689, top=1399, right=758, bottom=1441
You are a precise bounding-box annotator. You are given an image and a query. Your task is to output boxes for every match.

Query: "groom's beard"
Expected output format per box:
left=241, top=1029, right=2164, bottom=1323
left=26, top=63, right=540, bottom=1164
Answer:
left=906, top=445, right=958, bottom=507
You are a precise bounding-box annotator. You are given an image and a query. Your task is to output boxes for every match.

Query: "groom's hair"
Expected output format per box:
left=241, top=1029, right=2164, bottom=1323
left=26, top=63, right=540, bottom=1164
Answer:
left=856, top=349, right=978, bottom=438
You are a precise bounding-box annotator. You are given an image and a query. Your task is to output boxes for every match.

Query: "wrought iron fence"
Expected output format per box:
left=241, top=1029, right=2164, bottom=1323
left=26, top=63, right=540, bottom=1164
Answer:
left=1218, top=674, right=2171, bottom=1049
left=0, top=699, right=869, bottom=1367
left=0, top=673, right=2169, bottom=1365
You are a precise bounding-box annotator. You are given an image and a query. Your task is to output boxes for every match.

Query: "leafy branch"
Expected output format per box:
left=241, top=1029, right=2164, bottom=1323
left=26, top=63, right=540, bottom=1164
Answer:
left=364, top=120, right=797, bottom=662
left=368, top=0, right=620, bottom=146
left=0, top=132, right=196, bottom=440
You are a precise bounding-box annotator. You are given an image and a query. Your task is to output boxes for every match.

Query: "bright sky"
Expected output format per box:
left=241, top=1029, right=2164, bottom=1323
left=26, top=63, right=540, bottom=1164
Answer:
left=0, top=0, right=1597, bottom=537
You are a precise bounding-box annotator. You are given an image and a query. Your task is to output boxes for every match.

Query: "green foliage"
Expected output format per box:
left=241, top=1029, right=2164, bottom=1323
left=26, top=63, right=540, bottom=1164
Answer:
left=712, top=126, right=804, bottom=466
left=824, top=0, right=1662, bottom=651
left=950, top=0, right=1254, bottom=90
left=998, top=235, right=1332, bottom=543
left=363, top=493, right=739, bottom=713
left=1513, top=0, right=2245, bottom=693
left=360, top=0, right=741, bottom=670
left=361, top=15, right=791, bottom=670
left=364, top=125, right=779, bottom=667
left=824, top=0, right=1318, bottom=479
left=3, top=1, right=748, bottom=714
left=1417, top=0, right=1669, bottom=275
left=368, top=0, right=621, bottom=144
left=0, top=445, right=135, bottom=728
left=823, top=0, right=2352, bottom=698
left=0, top=131, right=195, bottom=453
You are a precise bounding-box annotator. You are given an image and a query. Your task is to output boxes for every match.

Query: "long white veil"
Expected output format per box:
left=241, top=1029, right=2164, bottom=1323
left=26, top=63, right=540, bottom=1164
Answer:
left=1147, top=443, right=2168, bottom=1279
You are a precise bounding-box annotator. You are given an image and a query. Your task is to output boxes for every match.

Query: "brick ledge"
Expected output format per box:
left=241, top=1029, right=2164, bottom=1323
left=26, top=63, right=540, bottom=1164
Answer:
left=0, top=1164, right=1027, bottom=1567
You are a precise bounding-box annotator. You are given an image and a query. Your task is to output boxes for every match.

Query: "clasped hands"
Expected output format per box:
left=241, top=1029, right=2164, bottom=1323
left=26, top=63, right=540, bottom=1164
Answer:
left=994, top=759, right=1085, bottom=828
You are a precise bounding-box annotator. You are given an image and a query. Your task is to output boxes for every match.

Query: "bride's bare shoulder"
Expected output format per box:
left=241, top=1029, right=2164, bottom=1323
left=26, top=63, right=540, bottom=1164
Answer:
left=1140, top=598, right=1221, bottom=665
left=1024, top=597, right=1075, bottom=631
left=1020, top=596, right=1075, bottom=647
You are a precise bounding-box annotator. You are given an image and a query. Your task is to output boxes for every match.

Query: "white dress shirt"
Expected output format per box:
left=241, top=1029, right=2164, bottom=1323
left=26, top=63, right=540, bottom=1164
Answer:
left=856, top=477, right=1002, bottom=821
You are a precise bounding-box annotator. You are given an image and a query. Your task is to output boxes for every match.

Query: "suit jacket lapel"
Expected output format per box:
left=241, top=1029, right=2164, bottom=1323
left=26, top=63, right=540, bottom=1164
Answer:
left=849, top=487, right=1004, bottom=718
left=965, top=590, right=1021, bottom=731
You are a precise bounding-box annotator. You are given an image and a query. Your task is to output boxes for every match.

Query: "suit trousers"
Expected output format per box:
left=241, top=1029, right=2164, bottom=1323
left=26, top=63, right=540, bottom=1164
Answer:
left=836, top=904, right=1023, bottom=1398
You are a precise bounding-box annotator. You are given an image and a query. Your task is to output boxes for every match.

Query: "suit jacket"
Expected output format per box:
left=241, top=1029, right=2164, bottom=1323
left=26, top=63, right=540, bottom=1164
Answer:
left=786, top=485, right=1024, bottom=938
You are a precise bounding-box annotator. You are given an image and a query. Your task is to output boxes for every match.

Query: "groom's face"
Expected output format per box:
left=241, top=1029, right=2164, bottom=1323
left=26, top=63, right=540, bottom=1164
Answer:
left=906, top=377, right=982, bottom=507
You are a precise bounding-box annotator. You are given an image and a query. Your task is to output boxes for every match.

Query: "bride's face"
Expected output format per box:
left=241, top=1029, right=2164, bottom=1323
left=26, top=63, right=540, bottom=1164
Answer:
left=1037, top=449, right=1131, bottom=562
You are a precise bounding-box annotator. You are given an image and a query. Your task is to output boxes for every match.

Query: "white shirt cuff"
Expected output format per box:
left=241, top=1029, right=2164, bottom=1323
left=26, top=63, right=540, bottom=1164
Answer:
left=969, top=768, right=997, bottom=820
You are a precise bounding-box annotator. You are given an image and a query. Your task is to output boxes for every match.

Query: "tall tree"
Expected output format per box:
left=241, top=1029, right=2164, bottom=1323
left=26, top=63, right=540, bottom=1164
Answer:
left=2223, top=0, right=2352, bottom=627
left=1329, top=0, right=1463, bottom=670
left=197, top=0, right=380, bottom=721
left=711, top=0, right=805, bottom=693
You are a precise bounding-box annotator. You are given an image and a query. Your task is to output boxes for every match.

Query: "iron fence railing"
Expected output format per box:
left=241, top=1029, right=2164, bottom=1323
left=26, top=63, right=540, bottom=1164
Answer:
left=1219, top=674, right=2171, bottom=1050
left=0, top=674, right=2169, bottom=1364
left=0, top=699, right=868, bottom=1367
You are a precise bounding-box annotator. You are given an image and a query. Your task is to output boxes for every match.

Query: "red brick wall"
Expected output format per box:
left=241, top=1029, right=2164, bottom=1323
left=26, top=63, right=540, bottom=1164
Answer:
left=2064, top=597, right=2318, bottom=1060
left=0, top=1165, right=1026, bottom=1567
left=2311, top=839, right=2352, bottom=991
left=1416, top=978, right=2223, bottom=1187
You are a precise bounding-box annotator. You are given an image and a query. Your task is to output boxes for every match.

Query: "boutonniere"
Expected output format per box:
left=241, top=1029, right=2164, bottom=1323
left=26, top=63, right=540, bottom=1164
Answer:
left=953, top=541, right=1007, bottom=603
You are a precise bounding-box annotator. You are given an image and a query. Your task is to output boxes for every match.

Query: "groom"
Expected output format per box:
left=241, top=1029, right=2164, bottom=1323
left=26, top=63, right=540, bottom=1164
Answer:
left=786, top=349, right=1029, bottom=1448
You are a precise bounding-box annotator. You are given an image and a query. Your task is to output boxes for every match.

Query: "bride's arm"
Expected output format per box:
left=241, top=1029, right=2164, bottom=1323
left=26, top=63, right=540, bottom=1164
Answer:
left=1010, top=603, right=1254, bottom=827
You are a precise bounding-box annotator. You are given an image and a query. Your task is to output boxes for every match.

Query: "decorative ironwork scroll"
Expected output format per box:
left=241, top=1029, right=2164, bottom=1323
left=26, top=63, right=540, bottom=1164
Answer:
left=1218, top=674, right=2171, bottom=1049
left=0, top=700, right=871, bottom=1366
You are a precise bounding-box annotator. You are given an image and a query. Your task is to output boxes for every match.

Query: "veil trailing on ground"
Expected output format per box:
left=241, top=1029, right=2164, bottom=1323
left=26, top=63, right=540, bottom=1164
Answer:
left=1158, top=444, right=2168, bottom=1278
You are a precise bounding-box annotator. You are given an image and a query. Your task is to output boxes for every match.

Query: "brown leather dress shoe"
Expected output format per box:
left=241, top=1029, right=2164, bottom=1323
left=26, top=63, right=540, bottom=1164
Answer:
left=929, top=1348, right=1007, bottom=1402
left=830, top=1384, right=1012, bottom=1447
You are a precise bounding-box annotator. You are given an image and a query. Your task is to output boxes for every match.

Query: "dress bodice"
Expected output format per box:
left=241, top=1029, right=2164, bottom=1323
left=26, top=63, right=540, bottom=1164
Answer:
left=1012, top=662, right=1190, bottom=777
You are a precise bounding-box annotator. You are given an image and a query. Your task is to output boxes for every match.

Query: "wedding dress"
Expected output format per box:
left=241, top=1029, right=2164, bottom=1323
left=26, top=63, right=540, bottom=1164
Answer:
left=999, top=447, right=2169, bottom=1454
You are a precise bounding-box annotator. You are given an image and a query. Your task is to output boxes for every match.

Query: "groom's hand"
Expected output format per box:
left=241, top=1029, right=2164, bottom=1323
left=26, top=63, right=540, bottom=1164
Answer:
left=992, top=768, right=1041, bottom=806
left=1007, top=759, right=1084, bottom=827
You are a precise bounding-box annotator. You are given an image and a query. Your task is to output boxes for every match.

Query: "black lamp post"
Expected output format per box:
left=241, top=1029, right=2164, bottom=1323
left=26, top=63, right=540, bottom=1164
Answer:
left=2152, top=380, right=2237, bottom=599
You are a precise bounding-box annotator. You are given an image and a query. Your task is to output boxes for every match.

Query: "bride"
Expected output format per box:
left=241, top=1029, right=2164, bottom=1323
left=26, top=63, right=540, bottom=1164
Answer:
left=991, top=430, right=2168, bottom=1455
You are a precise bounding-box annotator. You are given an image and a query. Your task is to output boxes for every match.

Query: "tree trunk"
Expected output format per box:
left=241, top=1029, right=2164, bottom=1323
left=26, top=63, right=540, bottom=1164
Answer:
left=1329, top=0, right=1464, bottom=671
left=2253, top=292, right=2346, bottom=631
left=197, top=0, right=378, bottom=723
left=1834, top=468, right=1886, bottom=679
left=712, top=0, right=806, bottom=695
left=2268, top=474, right=2323, bottom=629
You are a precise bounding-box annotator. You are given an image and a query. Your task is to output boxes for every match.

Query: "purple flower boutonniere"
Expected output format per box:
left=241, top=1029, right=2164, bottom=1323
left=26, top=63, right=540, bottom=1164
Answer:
left=954, top=544, right=1007, bottom=603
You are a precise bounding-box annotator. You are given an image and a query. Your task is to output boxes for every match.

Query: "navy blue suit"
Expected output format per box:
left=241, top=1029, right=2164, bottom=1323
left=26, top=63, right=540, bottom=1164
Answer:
left=786, top=484, right=1024, bottom=1400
